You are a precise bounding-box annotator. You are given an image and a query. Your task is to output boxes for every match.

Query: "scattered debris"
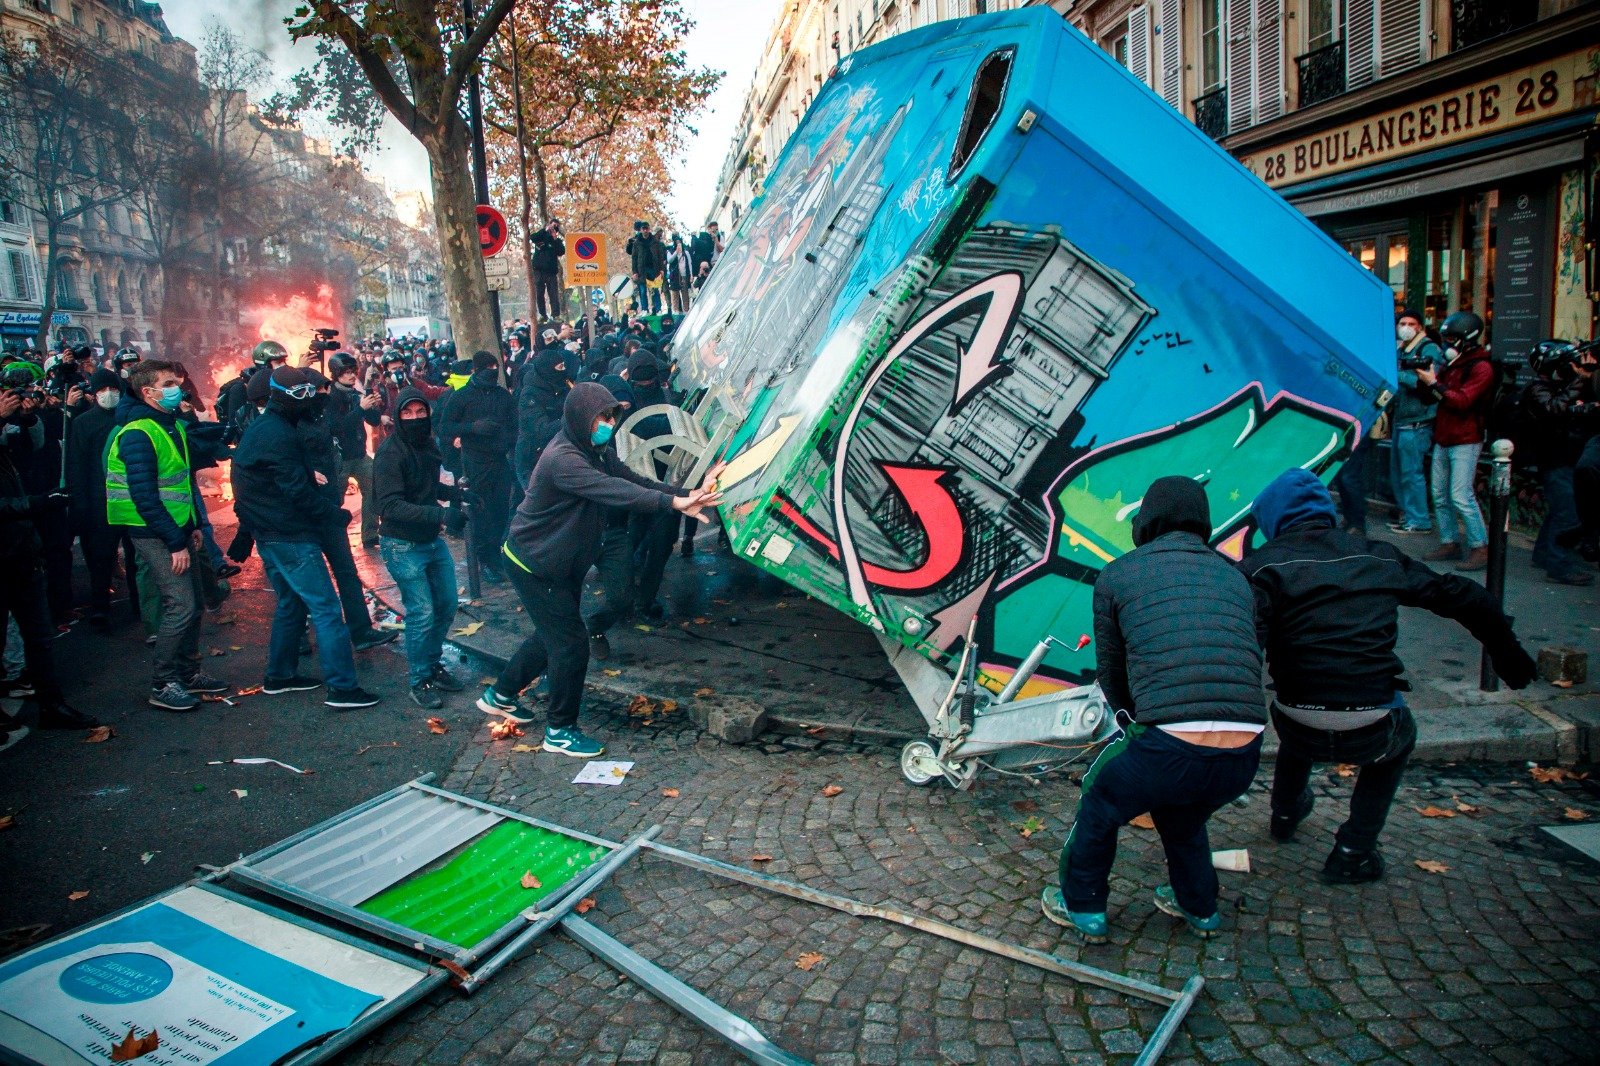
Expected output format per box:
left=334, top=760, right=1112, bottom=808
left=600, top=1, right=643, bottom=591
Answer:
left=208, top=757, right=311, bottom=775
left=795, top=951, right=824, bottom=971
left=693, top=617, right=710, bottom=625
left=1552, top=679, right=1576, bottom=689
left=67, top=891, right=88, bottom=901
left=1414, top=859, right=1450, bottom=874
left=1332, top=764, right=1358, bottom=778
left=1211, top=849, right=1250, bottom=872
left=109, top=1026, right=159, bottom=1062
left=235, top=685, right=264, bottom=697
left=511, top=743, right=539, bottom=753
left=208, top=647, right=226, bottom=657
left=232, top=789, right=248, bottom=800
left=140, top=852, right=155, bottom=864
left=574, top=897, right=597, bottom=914
left=1013, top=816, right=1046, bottom=839
left=661, top=788, right=680, bottom=798
left=602, top=669, right=622, bottom=677
left=451, top=621, right=485, bottom=637
left=0, top=813, right=15, bottom=832
left=1530, top=765, right=1588, bottom=784
left=572, top=761, right=634, bottom=785
left=1128, top=813, right=1156, bottom=830
left=488, top=719, right=524, bottom=740
left=635, top=624, right=652, bottom=632
left=82, top=726, right=114, bottom=744
left=1416, top=806, right=1457, bottom=818
left=695, top=687, right=715, bottom=697
left=820, top=784, right=844, bottom=798
left=805, top=726, right=826, bottom=737
left=1452, top=797, right=1480, bottom=814
left=426, top=717, right=449, bottom=735
left=750, top=854, right=774, bottom=863
left=1565, top=808, right=1590, bottom=822
left=520, top=871, right=542, bottom=890
left=353, top=741, right=400, bottom=757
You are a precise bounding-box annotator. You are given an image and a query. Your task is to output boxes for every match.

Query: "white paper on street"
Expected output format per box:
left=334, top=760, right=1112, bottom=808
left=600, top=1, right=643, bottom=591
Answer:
left=572, top=761, right=634, bottom=785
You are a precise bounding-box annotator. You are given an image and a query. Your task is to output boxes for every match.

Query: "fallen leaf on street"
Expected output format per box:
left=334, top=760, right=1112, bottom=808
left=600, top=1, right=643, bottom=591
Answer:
left=635, top=624, right=652, bottom=632
left=1551, top=678, right=1575, bottom=688
left=488, top=719, right=524, bottom=740
left=661, top=788, right=680, bottom=798
left=426, top=717, right=448, bottom=735
left=627, top=695, right=655, bottom=716
left=1452, top=796, right=1480, bottom=814
left=795, top=951, right=825, bottom=971
left=479, top=677, right=496, bottom=685
left=1530, top=765, right=1589, bottom=784
left=750, top=854, right=774, bottom=862
left=229, top=645, right=243, bottom=652
left=452, top=621, right=484, bottom=637
left=208, top=647, right=225, bottom=657
left=805, top=726, right=827, bottom=737
left=232, top=789, right=248, bottom=800
left=1565, top=807, right=1591, bottom=821
left=83, top=726, right=114, bottom=744
left=1013, top=815, right=1046, bottom=839
left=109, top=1026, right=159, bottom=1062
left=236, top=685, right=264, bottom=696
left=0, top=814, right=14, bottom=831
left=68, top=891, right=88, bottom=901
left=1416, top=806, right=1456, bottom=818
left=575, top=897, right=596, bottom=914
left=821, top=784, right=844, bottom=798
left=659, top=699, right=678, bottom=714
left=610, top=766, right=627, bottom=777
left=695, top=687, right=715, bottom=697
left=1333, top=764, right=1358, bottom=778
left=1128, top=813, right=1156, bottom=830
left=511, top=743, right=538, bottom=753
left=693, top=617, right=710, bottom=625
left=520, top=871, right=541, bottom=890
left=602, top=668, right=622, bottom=677
left=1414, top=860, right=1450, bottom=874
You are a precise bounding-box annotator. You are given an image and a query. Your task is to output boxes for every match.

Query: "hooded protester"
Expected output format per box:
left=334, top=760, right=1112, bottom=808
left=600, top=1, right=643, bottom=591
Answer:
left=440, top=350, right=517, bottom=583
left=514, top=346, right=571, bottom=489
left=373, top=388, right=462, bottom=709
left=1240, top=468, right=1536, bottom=883
left=232, top=367, right=379, bottom=711
left=1042, top=476, right=1265, bottom=945
left=477, top=382, right=722, bottom=757
left=581, top=375, right=638, bottom=657
left=65, top=369, right=129, bottom=628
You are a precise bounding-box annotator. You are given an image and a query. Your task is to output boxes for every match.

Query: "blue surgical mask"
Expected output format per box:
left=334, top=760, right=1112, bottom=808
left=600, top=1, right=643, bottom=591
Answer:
left=590, top=422, right=615, bottom=446
left=157, top=385, right=184, bottom=411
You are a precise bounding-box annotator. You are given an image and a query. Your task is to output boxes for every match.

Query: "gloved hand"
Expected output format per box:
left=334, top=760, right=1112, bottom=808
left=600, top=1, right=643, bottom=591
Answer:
left=27, top=492, right=69, bottom=513
left=1488, top=635, right=1538, bottom=690
left=335, top=508, right=354, bottom=528
left=226, top=528, right=254, bottom=563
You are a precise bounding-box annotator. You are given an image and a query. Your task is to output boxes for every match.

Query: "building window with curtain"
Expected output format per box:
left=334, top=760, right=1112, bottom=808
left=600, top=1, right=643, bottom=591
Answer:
left=1298, top=0, right=1346, bottom=108
left=1192, top=0, right=1228, bottom=139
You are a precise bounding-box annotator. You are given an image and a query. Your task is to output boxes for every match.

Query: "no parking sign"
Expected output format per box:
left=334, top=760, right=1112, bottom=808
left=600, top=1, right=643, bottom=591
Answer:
left=564, top=232, right=607, bottom=288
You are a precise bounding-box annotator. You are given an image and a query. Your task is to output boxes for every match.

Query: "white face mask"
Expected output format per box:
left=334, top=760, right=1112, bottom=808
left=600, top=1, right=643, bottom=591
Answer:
left=1397, top=324, right=1418, bottom=343
left=1443, top=346, right=1461, bottom=363
left=96, top=389, right=119, bottom=410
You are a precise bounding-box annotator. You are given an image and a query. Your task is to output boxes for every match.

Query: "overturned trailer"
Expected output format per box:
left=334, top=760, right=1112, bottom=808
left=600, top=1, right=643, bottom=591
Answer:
left=625, top=9, right=1395, bottom=788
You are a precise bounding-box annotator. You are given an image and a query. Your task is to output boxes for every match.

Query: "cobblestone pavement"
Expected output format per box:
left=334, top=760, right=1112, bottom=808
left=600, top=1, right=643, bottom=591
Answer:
left=346, top=694, right=1600, bottom=1065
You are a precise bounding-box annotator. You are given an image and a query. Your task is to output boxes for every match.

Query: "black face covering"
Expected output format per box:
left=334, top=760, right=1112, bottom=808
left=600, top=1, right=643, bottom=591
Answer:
left=308, top=394, right=330, bottom=419
left=397, top=416, right=432, bottom=447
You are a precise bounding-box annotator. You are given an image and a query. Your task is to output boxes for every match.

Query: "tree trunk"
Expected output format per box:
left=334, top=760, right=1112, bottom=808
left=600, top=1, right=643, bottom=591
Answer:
left=510, top=23, right=537, bottom=321
left=34, top=217, right=60, bottom=353
left=425, top=117, right=497, bottom=360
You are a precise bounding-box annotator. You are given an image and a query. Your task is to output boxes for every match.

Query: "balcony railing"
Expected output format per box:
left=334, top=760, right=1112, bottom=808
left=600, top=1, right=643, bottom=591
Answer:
left=1193, top=87, right=1228, bottom=140
left=1296, top=41, right=1346, bottom=109
left=1451, top=0, right=1537, bottom=51
left=56, top=295, right=87, bottom=311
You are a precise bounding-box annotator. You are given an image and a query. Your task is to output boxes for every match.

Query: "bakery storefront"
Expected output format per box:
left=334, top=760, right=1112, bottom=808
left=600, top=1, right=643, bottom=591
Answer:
left=1233, top=34, right=1598, bottom=356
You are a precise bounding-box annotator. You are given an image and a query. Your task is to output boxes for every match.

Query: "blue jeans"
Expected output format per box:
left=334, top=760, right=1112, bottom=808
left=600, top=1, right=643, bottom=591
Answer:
left=1060, top=723, right=1261, bottom=917
left=1531, top=465, right=1583, bottom=577
left=1388, top=423, right=1433, bottom=529
left=257, top=538, right=357, bottom=690
left=380, top=536, right=458, bottom=686
left=1430, top=441, right=1487, bottom=549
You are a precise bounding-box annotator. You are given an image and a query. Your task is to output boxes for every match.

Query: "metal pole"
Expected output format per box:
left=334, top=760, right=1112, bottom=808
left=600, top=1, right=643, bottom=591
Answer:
left=463, top=0, right=504, bottom=349
left=1479, top=438, right=1514, bottom=691
left=462, top=475, right=482, bottom=600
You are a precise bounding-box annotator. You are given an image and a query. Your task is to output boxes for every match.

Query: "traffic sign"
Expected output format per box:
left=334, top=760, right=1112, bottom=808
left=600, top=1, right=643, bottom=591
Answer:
left=565, top=231, right=608, bottom=288
left=476, top=205, right=508, bottom=257
left=483, top=255, right=510, bottom=278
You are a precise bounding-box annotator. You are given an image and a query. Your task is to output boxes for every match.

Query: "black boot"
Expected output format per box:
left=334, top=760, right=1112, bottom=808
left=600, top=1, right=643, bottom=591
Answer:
left=38, top=703, right=101, bottom=730
left=1321, top=844, right=1384, bottom=884
left=1270, top=789, right=1315, bottom=841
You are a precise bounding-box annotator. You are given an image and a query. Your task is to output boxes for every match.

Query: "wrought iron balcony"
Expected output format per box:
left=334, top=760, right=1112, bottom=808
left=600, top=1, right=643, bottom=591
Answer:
left=1192, top=87, right=1228, bottom=140
left=1451, top=0, right=1537, bottom=51
left=1296, top=41, right=1346, bottom=108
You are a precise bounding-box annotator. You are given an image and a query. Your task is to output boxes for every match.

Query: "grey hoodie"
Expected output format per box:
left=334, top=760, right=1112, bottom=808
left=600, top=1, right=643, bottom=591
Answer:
left=506, top=382, right=684, bottom=581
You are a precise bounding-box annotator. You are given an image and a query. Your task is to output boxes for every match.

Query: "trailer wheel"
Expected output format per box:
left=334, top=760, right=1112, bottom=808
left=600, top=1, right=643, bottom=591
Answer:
left=901, top=740, right=941, bottom=786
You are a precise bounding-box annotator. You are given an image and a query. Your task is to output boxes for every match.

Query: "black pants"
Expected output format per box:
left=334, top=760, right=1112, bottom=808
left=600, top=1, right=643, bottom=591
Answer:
left=317, top=523, right=375, bottom=640
left=464, top=457, right=512, bottom=572
left=1270, top=703, right=1417, bottom=852
left=1332, top=437, right=1370, bottom=533
left=585, top=515, right=633, bottom=636
left=532, top=271, right=563, bottom=320
left=629, top=510, right=677, bottom=610
left=497, top=566, right=587, bottom=729
left=78, top=522, right=122, bottom=616
left=0, top=557, right=65, bottom=706
left=35, top=508, right=73, bottom=622
left=1575, top=434, right=1600, bottom=539
left=1061, top=723, right=1260, bottom=916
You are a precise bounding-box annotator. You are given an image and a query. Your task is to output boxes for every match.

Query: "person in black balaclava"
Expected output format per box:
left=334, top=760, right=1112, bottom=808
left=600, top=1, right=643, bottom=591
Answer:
left=479, top=383, right=721, bottom=758
left=514, top=346, right=571, bottom=492
left=232, top=366, right=379, bottom=710
left=1043, top=476, right=1265, bottom=946
left=440, top=350, right=517, bottom=583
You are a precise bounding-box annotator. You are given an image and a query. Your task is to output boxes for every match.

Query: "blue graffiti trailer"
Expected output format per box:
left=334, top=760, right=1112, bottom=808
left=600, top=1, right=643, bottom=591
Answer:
left=620, top=8, right=1396, bottom=787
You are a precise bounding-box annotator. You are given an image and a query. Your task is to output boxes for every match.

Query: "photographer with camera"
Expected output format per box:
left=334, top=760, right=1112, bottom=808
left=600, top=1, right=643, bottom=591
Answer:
left=530, top=219, right=565, bottom=321
left=1545, top=342, right=1600, bottom=567
left=626, top=220, right=666, bottom=316
left=1388, top=309, right=1442, bottom=535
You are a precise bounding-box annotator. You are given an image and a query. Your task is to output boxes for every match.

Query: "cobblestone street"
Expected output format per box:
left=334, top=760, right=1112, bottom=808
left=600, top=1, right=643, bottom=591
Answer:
left=348, top=692, right=1600, bottom=1065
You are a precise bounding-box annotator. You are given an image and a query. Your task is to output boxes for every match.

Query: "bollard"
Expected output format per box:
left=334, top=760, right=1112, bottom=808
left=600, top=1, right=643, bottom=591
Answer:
left=461, top=477, right=482, bottom=601
left=1479, top=439, right=1514, bottom=691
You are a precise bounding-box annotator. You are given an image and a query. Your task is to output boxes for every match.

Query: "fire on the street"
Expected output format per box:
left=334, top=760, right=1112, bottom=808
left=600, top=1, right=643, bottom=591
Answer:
left=245, top=283, right=343, bottom=366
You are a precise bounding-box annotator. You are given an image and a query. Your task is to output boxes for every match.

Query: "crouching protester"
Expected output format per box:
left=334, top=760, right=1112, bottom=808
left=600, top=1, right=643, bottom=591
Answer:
left=477, top=382, right=721, bottom=757
left=1043, top=477, right=1265, bottom=944
left=373, top=389, right=463, bottom=709
left=1241, top=468, right=1537, bottom=883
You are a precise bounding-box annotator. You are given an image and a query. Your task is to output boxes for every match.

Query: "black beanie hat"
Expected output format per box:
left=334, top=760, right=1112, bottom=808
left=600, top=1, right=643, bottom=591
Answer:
left=87, top=368, right=120, bottom=393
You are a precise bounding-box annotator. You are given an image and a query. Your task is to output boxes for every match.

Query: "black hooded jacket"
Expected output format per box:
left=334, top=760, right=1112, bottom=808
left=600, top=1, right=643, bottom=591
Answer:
left=232, top=403, right=339, bottom=543
left=514, top=349, right=570, bottom=477
left=372, top=388, right=450, bottom=543
left=1091, top=476, right=1265, bottom=726
left=441, top=369, right=517, bottom=467
left=506, top=382, right=684, bottom=582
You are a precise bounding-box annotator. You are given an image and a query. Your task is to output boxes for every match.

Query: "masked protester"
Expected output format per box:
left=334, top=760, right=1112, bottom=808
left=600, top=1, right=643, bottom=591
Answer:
left=105, top=360, right=229, bottom=713
left=1042, top=477, right=1264, bottom=944
left=65, top=369, right=129, bottom=629
left=373, top=389, right=463, bottom=709
left=1416, top=312, right=1493, bottom=571
left=232, top=367, right=379, bottom=711
left=439, top=350, right=517, bottom=584
left=1241, top=469, right=1536, bottom=883
left=477, top=383, right=722, bottom=757
left=514, top=345, right=571, bottom=489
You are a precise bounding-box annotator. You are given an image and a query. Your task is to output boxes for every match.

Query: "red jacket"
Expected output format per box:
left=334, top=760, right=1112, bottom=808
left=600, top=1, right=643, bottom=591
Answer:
left=1430, top=348, right=1493, bottom=446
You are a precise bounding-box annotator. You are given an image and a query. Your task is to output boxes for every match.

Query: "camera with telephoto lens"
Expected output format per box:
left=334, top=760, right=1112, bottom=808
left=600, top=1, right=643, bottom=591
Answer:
left=1398, top=353, right=1434, bottom=371
left=308, top=327, right=341, bottom=355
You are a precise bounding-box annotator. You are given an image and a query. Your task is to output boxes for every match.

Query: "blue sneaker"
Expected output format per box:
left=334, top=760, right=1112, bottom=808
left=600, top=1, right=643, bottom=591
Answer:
left=476, top=686, right=535, bottom=724
left=1039, top=887, right=1108, bottom=944
left=542, top=726, right=604, bottom=758
left=1153, top=885, right=1222, bottom=939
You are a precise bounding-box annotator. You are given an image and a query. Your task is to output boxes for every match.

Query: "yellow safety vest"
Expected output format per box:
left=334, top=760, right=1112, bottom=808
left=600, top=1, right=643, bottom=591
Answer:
left=105, top=418, right=195, bottom=530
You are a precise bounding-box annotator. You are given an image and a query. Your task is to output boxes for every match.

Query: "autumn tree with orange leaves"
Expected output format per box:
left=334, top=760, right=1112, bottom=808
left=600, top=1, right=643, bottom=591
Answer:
left=482, top=0, right=716, bottom=314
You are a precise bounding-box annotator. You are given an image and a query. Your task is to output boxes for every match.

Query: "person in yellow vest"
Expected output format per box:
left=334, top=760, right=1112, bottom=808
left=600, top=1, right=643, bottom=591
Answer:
left=106, top=360, right=231, bottom=712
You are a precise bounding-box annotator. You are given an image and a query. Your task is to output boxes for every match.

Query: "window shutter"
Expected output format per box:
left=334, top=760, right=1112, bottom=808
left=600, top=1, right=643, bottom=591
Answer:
left=1346, top=0, right=1377, bottom=88
left=1157, top=0, right=1183, bottom=107
left=1253, top=0, right=1283, bottom=121
left=1227, top=0, right=1254, bottom=131
left=1377, top=0, right=1425, bottom=78
left=1127, top=5, right=1152, bottom=87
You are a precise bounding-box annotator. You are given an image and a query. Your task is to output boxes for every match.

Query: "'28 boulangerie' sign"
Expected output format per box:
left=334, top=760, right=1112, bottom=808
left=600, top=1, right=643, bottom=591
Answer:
left=1242, top=46, right=1600, bottom=189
